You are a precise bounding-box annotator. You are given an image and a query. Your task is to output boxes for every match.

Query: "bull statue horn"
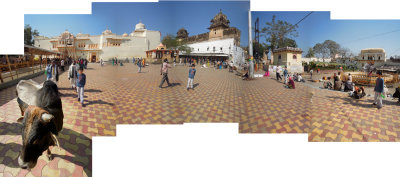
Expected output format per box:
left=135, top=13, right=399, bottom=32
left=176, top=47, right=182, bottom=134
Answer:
left=41, top=113, right=54, bottom=123
left=51, top=133, right=60, bottom=148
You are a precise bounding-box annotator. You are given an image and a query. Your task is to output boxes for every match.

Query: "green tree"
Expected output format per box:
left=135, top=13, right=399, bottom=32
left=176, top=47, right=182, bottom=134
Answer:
left=282, top=38, right=297, bottom=48
left=178, top=45, right=191, bottom=54
left=305, top=48, right=315, bottom=58
left=161, top=34, right=178, bottom=49
left=24, top=24, right=39, bottom=46
left=324, top=40, right=340, bottom=59
left=253, top=41, right=267, bottom=60
left=313, top=40, right=340, bottom=60
left=261, top=15, right=298, bottom=51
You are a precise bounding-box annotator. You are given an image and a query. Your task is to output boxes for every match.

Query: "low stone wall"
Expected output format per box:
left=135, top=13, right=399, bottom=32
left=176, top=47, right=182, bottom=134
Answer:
left=0, top=70, right=45, bottom=90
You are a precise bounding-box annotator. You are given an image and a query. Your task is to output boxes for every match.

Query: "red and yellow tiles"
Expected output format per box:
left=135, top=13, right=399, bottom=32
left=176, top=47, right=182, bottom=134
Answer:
left=239, top=75, right=312, bottom=133
left=309, top=87, right=400, bottom=142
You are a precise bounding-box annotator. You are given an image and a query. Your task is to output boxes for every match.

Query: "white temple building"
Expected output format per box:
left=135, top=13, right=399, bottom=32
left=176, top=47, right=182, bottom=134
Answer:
left=33, top=22, right=161, bottom=62
left=176, top=10, right=246, bottom=66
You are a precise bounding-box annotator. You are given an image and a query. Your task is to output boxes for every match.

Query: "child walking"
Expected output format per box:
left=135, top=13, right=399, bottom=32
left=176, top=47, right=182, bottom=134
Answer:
left=187, top=64, right=196, bottom=90
left=373, top=71, right=384, bottom=109
left=76, top=67, right=87, bottom=107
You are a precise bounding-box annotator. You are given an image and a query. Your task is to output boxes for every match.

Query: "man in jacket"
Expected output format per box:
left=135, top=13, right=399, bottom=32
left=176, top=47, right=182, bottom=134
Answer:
left=159, top=59, right=171, bottom=88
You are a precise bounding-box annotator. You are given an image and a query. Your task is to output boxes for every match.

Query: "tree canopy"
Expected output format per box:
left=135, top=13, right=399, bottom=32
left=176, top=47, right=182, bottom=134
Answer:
left=161, top=34, right=191, bottom=54
left=313, top=40, right=340, bottom=59
left=24, top=24, right=39, bottom=46
left=305, top=48, right=315, bottom=58
left=261, top=15, right=298, bottom=51
left=161, top=34, right=178, bottom=49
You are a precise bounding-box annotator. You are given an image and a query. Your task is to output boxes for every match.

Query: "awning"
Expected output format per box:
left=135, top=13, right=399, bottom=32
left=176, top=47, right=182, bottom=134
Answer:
left=179, top=53, right=229, bottom=57
left=24, top=44, right=61, bottom=55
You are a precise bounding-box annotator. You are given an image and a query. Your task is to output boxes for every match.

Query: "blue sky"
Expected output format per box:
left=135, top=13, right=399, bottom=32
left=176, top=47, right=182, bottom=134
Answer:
left=24, top=1, right=249, bottom=46
left=252, top=11, right=400, bottom=57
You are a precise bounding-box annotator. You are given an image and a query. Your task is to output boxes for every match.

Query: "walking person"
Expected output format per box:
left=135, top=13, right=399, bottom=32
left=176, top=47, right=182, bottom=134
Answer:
left=187, top=64, right=196, bottom=91
left=173, top=58, right=176, bottom=67
left=76, top=67, right=86, bottom=107
left=283, top=66, right=288, bottom=84
left=159, top=59, right=171, bottom=88
left=373, top=71, right=385, bottom=109
left=68, top=60, right=78, bottom=89
left=310, top=69, right=313, bottom=80
left=276, top=66, right=282, bottom=81
left=137, top=58, right=142, bottom=73
left=60, top=59, right=65, bottom=71
left=46, top=60, right=59, bottom=84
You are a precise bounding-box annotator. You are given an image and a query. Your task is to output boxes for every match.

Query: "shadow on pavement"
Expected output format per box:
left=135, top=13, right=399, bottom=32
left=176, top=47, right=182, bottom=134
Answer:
left=0, top=142, right=22, bottom=168
left=0, top=122, right=21, bottom=135
left=85, top=89, right=102, bottom=93
left=168, top=83, right=181, bottom=88
left=85, top=99, right=114, bottom=106
left=0, top=128, right=92, bottom=176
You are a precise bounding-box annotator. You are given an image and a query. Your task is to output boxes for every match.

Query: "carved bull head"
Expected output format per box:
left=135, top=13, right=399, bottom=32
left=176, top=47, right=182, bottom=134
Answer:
left=17, top=106, right=59, bottom=169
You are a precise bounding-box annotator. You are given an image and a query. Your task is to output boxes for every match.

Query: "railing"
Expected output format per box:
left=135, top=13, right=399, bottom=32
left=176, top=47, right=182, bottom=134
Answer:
left=350, top=72, right=394, bottom=85
left=0, top=56, right=47, bottom=84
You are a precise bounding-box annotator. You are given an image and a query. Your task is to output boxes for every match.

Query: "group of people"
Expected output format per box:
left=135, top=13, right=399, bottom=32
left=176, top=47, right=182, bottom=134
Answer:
left=45, top=59, right=87, bottom=107
left=322, top=70, right=393, bottom=109
left=157, top=59, right=197, bottom=91
left=135, top=58, right=145, bottom=73
left=274, top=66, right=297, bottom=89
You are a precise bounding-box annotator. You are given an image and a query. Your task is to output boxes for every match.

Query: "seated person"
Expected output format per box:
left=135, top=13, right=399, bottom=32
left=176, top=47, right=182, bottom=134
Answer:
left=287, top=76, right=295, bottom=89
left=393, top=87, right=400, bottom=103
left=293, top=73, right=298, bottom=81
left=333, top=73, right=342, bottom=91
left=323, top=81, right=333, bottom=89
left=264, top=70, right=270, bottom=77
left=242, top=70, right=249, bottom=80
left=353, top=86, right=366, bottom=99
left=343, top=75, right=353, bottom=92
left=297, top=74, right=305, bottom=82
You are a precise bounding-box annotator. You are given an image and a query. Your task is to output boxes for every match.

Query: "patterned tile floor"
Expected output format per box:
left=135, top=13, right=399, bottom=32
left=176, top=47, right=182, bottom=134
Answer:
left=239, top=75, right=312, bottom=133
left=0, top=63, right=248, bottom=177
left=2, top=63, right=398, bottom=176
left=309, top=87, right=400, bottom=142
left=0, top=64, right=118, bottom=177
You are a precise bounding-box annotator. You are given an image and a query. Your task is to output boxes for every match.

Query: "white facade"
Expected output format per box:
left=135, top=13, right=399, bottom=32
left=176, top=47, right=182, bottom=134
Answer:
left=357, top=48, right=386, bottom=62
left=34, top=22, right=161, bottom=62
left=183, top=38, right=245, bottom=66
left=302, top=57, right=332, bottom=64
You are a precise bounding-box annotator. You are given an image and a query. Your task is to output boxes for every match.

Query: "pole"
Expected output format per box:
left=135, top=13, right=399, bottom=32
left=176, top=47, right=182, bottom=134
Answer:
left=6, top=55, right=14, bottom=80
left=248, top=10, right=254, bottom=78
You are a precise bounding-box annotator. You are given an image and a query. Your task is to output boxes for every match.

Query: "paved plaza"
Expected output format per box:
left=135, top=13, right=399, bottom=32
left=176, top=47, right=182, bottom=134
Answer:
left=240, top=75, right=312, bottom=133
left=309, top=87, right=400, bottom=142
left=1, top=62, right=400, bottom=176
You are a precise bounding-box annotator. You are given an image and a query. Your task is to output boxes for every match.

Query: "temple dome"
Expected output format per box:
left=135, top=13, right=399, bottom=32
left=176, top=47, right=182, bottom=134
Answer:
left=208, top=10, right=230, bottom=29
left=135, top=22, right=146, bottom=31
left=156, top=43, right=166, bottom=50
left=60, top=30, right=74, bottom=39
left=102, top=28, right=112, bottom=35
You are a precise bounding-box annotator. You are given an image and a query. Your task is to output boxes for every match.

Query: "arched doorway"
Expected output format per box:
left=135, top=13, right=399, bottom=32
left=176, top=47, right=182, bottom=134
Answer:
left=91, top=53, right=97, bottom=62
